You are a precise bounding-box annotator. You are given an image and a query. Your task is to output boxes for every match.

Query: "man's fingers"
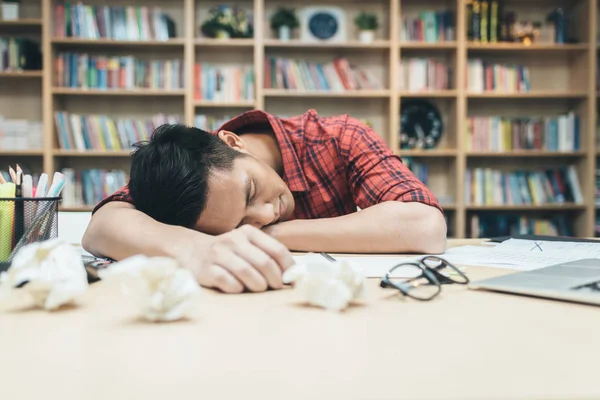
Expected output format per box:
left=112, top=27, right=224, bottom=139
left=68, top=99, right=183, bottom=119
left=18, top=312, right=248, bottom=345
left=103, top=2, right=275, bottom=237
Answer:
left=205, top=265, right=244, bottom=294
left=233, top=241, right=283, bottom=289
left=242, top=226, right=295, bottom=272
left=216, top=249, right=269, bottom=292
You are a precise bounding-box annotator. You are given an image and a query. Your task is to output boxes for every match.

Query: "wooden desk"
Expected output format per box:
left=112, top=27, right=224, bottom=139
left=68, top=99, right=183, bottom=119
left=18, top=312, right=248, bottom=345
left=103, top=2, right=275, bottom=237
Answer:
left=1, top=239, right=599, bottom=400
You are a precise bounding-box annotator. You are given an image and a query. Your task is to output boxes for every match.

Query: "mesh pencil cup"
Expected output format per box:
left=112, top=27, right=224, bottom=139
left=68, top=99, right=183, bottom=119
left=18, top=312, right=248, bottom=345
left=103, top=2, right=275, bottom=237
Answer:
left=0, top=197, right=61, bottom=271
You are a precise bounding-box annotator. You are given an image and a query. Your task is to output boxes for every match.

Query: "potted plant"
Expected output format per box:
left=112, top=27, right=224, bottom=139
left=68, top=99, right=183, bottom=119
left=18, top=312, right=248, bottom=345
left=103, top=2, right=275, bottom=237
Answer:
left=354, top=12, right=379, bottom=43
left=200, top=5, right=253, bottom=39
left=1, top=0, right=20, bottom=21
left=270, top=7, right=299, bottom=41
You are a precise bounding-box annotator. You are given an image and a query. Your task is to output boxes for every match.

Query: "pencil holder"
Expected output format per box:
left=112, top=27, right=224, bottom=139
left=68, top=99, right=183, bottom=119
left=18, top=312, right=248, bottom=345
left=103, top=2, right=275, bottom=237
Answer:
left=0, top=197, right=61, bottom=268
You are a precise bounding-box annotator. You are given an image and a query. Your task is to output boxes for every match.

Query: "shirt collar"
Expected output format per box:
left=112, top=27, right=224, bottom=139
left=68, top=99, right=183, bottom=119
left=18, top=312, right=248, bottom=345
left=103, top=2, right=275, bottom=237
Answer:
left=216, top=110, right=310, bottom=192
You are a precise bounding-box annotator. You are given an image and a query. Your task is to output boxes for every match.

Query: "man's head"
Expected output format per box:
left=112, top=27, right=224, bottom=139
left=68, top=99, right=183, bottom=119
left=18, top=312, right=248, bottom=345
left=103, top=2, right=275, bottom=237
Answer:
left=128, top=124, right=295, bottom=234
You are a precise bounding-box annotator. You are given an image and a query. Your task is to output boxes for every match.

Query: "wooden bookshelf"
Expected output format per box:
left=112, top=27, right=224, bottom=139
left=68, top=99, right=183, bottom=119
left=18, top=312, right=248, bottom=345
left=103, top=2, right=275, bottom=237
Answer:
left=0, top=0, right=597, bottom=239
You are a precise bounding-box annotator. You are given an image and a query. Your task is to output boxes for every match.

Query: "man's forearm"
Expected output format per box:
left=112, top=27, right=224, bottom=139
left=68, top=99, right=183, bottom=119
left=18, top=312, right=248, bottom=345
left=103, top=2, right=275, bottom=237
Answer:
left=81, top=202, right=209, bottom=263
left=265, top=201, right=447, bottom=254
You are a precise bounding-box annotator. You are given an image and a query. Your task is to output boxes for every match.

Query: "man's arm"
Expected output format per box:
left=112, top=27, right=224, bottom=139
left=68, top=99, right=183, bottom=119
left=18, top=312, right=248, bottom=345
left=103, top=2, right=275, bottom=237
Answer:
left=263, top=116, right=447, bottom=254
left=82, top=201, right=295, bottom=293
left=263, top=201, right=446, bottom=254
left=82, top=201, right=201, bottom=262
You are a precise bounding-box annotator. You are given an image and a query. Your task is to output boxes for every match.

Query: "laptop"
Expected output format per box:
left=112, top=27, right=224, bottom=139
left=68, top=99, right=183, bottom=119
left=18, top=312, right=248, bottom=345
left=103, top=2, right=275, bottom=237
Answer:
left=469, top=258, right=600, bottom=306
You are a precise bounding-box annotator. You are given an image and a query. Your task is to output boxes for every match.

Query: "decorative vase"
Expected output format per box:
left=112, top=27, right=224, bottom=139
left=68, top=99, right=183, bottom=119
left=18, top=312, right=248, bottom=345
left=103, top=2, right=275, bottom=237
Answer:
left=216, top=30, right=230, bottom=39
left=359, top=30, right=375, bottom=44
left=1, top=2, right=19, bottom=20
left=278, top=25, right=291, bottom=41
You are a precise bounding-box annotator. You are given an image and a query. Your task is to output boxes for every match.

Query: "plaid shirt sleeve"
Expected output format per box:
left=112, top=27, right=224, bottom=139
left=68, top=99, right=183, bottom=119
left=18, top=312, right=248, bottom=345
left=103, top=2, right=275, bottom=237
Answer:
left=341, top=116, right=443, bottom=214
left=92, top=185, right=134, bottom=214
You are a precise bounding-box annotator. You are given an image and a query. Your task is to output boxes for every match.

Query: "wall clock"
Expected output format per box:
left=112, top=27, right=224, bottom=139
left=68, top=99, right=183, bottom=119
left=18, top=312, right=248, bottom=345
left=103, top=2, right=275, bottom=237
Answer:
left=299, top=7, right=347, bottom=43
left=399, top=100, right=444, bottom=149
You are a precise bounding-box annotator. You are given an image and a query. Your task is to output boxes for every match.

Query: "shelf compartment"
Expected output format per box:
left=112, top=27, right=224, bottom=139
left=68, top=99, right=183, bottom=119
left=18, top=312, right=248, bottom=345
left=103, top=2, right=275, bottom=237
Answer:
left=467, top=151, right=587, bottom=157
left=51, top=38, right=185, bottom=47
left=263, top=89, right=391, bottom=98
left=466, top=204, right=585, bottom=211
left=264, top=39, right=391, bottom=50
left=52, top=88, right=186, bottom=96
left=53, top=150, right=132, bottom=157
left=396, top=149, right=458, bottom=157
left=0, top=71, right=42, bottom=78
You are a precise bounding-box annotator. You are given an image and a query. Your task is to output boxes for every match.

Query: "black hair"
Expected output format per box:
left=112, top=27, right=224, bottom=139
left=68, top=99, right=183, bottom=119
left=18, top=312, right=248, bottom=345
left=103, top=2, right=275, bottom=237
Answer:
left=128, top=124, right=243, bottom=228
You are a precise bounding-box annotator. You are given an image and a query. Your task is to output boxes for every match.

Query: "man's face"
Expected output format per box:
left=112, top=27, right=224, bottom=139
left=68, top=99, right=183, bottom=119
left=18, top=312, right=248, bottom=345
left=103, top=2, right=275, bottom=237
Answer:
left=194, top=151, right=295, bottom=235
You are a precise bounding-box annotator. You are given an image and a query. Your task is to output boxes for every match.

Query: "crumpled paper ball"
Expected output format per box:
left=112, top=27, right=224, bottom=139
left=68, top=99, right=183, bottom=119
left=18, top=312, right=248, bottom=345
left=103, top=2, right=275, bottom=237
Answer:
left=0, top=238, right=89, bottom=310
left=282, top=254, right=366, bottom=312
left=98, top=255, right=201, bottom=322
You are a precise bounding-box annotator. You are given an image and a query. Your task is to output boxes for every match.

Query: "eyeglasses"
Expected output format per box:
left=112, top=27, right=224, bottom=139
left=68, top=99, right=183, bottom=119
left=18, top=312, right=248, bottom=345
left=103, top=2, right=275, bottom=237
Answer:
left=380, top=256, right=469, bottom=301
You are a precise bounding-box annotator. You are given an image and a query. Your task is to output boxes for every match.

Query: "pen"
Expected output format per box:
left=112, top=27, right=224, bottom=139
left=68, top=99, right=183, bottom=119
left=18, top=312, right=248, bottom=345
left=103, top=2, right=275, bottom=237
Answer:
left=319, top=252, right=337, bottom=263
left=13, top=171, right=24, bottom=248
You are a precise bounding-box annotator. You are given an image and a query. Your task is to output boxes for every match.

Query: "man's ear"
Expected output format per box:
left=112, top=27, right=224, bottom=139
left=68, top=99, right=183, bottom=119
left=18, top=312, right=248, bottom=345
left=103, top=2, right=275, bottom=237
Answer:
left=217, top=130, right=249, bottom=153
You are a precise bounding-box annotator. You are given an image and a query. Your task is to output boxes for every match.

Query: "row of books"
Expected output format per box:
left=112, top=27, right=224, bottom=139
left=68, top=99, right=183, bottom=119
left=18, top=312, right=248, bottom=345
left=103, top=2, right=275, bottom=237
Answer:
left=467, top=2, right=570, bottom=44
left=0, top=116, right=43, bottom=151
left=466, top=59, right=530, bottom=93
left=0, top=38, right=42, bottom=71
left=54, top=112, right=180, bottom=151
left=400, top=10, right=455, bottom=43
left=596, top=169, right=600, bottom=206
left=398, top=58, right=452, bottom=92
left=264, top=56, right=382, bottom=91
left=467, top=0, right=503, bottom=43
left=194, top=115, right=231, bottom=132
left=55, top=52, right=184, bottom=90
left=53, top=3, right=175, bottom=41
left=470, top=214, right=573, bottom=238
left=194, top=64, right=254, bottom=102
left=464, top=166, right=584, bottom=206
left=400, top=157, right=428, bottom=185
left=61, top=168, right=129, bottom=208
left=466, top=113, right=581, bottom=152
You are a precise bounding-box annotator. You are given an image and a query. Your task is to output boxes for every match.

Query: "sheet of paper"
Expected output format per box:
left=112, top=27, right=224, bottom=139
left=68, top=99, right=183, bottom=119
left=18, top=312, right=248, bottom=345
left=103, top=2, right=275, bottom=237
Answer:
left=441, top=239, right=600, bottom=271
left=292, top=254, right=422, bottom=278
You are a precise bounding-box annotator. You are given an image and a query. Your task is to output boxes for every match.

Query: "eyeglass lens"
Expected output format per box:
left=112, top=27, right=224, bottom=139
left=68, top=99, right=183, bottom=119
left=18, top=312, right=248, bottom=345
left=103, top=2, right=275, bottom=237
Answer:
left=421, top=256, right=469, bottom=284
left=386, top=263, right=441, bottom=300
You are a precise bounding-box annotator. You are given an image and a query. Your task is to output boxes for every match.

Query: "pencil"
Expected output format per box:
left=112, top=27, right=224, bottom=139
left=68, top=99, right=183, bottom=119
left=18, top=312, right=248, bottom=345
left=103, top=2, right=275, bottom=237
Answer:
left=8, top=166, right=16, bottom=183
left=0, top=173, right=6, bottom=185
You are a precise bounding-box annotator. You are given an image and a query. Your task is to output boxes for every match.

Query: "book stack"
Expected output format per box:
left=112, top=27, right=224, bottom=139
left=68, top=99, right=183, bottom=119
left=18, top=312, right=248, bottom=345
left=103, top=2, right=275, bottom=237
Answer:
left=467, top=59, right=530, bottom=92
left=398, top=58, right=452, bottom=91
left=466, top=0, right=504, bottom=43
left=401, top=10, right=455, bottom=42
left=466, top=113, right=580, bottom=152
left=194, top=64, right=254, bottom=102
left=0, top=38, right=42, bottom=71
left=61, top=168, right=128, bottom=208
left=0, top=116, right=43, bottom=151
left=194, top=115, right=233, bottom=132
left=53, top=3, right=175, bottom=40
left=470, top=214, right=573, bottom=238
left=264, top=56, right=382, bottom=91
left=401, top=157, right=428, bottom=185
left=54, top=112, right=180, bottom=151
left=596, top=169, right=600, bottom=206
left=55, top=52, right=184, bottom=90
left=464, top=166, right=583, bottom=206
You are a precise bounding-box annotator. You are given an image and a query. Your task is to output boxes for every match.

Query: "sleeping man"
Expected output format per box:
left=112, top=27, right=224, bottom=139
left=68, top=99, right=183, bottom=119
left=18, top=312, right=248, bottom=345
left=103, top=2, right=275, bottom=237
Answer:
left=82, top=109, right=447, bottom=293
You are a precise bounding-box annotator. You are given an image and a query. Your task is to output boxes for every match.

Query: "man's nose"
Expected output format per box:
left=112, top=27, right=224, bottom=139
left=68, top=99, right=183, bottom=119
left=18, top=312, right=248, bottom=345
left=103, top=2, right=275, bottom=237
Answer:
left=248, top=202, right=277, bottom=228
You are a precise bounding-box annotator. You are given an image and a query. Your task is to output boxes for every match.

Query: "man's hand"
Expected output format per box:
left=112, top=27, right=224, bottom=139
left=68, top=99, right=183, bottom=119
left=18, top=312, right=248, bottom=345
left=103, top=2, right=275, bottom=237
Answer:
left=180, top=225, right=295, bottom=294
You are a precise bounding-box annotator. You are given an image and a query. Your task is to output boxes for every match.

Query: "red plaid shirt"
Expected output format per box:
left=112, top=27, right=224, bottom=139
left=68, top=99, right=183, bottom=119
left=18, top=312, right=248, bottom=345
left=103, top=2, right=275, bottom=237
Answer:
left=93, top=109, right=443, bottom=219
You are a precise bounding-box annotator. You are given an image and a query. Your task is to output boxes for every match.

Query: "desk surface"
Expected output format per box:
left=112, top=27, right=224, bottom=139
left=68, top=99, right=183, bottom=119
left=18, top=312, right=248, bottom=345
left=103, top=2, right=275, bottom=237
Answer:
left=1, top=239, right=598, bottom=400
